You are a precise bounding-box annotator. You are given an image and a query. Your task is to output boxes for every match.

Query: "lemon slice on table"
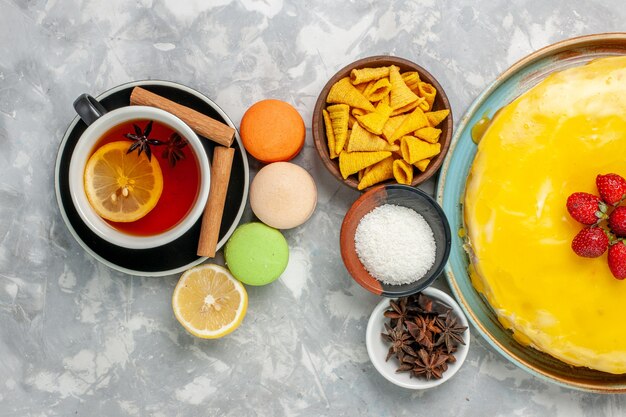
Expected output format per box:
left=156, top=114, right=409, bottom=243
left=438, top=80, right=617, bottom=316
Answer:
left=84, top=141, right=163, bottom=223
left=172, top=264, right=248, bottom=339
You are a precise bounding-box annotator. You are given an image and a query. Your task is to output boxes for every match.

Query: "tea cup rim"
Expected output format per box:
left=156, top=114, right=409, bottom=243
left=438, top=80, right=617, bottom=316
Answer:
left=68, top=106, right=211, bottom=250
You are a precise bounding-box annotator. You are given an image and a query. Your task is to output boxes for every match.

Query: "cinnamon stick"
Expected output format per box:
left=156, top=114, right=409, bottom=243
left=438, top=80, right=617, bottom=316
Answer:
left=197, top=146, right=236, bottom=258
left=130, top=87, right=235, bottom=147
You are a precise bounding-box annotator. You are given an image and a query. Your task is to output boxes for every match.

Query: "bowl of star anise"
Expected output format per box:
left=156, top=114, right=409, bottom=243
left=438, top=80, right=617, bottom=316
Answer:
left=365, top=287, right=470, bottom=389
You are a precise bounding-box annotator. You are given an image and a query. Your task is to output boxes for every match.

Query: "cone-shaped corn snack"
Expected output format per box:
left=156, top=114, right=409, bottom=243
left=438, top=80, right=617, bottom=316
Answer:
left=357, top=157, right=394, bottom=190
left=350, top=66, right=390, bottom=85
left=389, top=65, right=419, bottom=110
left=344, top=128, right=352, bottom=152
left=401, top=71, right=421, bottom=93
left=354, top=82, right=368, bottom=93
left=414, top=159, right=431, bottom=172
left=349, top=112, right=359, bottom=128
left=392, top=148, right=403, bottom=160
left=347, top=123, right=398, bottom=152
left=425, top=109, right=450, bottom=127
left=339, top=151, right=391, bottom=179
left=418, top=100, right=430, bottom=112
left=418, top=82, right=437, bottom=109
left=414, top=127, right=441, bottom=144
left=327, top=77, right=375, bottom=112
left=356, top=99, right=392, bottom=135
left=390, top=97, right=426, bottom=117
left=358, top=168, right=366, bottom=182
left=382, top=114, right=408, bottom=143
left=389, top=107, right=429, bottom=143
left=328, top=104, right=350, bottom=155
left=322, top=109, right=338, bottom=159
left=351, top=107, right=367, bottom=117
left=361, top=80, right=375, bottom=97
left=393, top=159, right=413, bottom=185
left=362, top=78, right=391, bottom=103
left=401, top=136, right=441, bottom=164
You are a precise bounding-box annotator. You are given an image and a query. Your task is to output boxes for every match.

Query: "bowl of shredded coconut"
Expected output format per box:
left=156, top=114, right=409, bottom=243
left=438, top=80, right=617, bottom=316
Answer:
left=340, top=184, right=451, bottom=296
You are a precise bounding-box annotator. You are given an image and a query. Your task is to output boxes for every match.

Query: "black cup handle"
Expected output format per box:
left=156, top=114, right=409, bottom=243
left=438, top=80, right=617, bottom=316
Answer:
left=73, top=94, right=108, bottom=126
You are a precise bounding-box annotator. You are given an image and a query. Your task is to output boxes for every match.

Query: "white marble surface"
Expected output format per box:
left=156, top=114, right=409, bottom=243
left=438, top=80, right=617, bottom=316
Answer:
left=1, top=0, right=626, bottom=415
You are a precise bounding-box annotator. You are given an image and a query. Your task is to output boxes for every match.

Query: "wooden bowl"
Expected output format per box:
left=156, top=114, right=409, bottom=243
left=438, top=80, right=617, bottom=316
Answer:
left=312, top=55, right=453, bottom=191
left=340, top=184, right=451, bottom=297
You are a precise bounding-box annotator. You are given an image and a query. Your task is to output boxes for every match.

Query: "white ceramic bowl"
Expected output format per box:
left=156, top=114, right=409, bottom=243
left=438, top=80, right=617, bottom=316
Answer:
left=366, top=287, right=470, bottom=389
left=68, top=106, right=211, bottom=249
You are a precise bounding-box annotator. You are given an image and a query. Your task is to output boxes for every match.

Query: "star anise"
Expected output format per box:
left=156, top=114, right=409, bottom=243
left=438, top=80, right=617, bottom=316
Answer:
left=384, top=298, right=410, bottom=327
left=380, top=292, right=466, bottom=381
left=423, top=315, right=442, bottom=335
left=433, top=346, right=452, bottom=372
left=395, top=353, right=417, bottom=374
left=436, top=311, right=468, bottom=353
left=406, top=319, right=434, bottom=351
left=381, top=322, right=417, bottom=361
left=125, top=121, right=164, bottom=161
left=162, top=132, right=188, bottom=167
left=412, top=349, right=448, bottom=380
left=410, top=293, right=451, bottom=316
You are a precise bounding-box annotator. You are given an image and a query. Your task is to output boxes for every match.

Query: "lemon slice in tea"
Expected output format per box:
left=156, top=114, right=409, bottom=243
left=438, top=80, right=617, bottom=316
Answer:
left=84, top=141, right=163, bottom=223
left=172, top=264, right=248, bottom=339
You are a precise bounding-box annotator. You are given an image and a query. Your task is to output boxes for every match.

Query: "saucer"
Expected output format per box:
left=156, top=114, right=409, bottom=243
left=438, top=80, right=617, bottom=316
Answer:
left=54, top=80, right=249, bottom=276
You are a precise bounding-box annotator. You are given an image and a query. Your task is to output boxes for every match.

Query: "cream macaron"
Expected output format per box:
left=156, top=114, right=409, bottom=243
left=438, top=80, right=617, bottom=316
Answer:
left=249, top=162, right=317, bottom=229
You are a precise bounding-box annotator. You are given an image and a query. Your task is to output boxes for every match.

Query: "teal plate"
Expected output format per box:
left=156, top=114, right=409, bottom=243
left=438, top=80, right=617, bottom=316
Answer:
left=436, top=33, right=626, bottom=392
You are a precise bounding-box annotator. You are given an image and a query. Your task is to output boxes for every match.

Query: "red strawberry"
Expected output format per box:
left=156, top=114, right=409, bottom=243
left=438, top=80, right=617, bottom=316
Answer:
left=566, top=192, right=607, bottom=225
left=609, top=206, right=626, bottom=237
left=608, top=241, right=626, bottom=279
left=571, top=227, right=609, bottom=258
left=597, top=173, right=626, bottom=205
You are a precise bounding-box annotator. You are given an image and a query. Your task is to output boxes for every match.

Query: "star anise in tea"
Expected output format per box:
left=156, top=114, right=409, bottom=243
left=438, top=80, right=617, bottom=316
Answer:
left=162, top=132, right=188, bottom=167
left=125, top=121, right=164, bottom=161
left=380, top=292, right=467, bottom=381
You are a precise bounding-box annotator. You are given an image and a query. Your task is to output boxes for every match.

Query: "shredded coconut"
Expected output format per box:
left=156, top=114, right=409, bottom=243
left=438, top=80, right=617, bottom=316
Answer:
left=354, top=204, right=436, bottom=285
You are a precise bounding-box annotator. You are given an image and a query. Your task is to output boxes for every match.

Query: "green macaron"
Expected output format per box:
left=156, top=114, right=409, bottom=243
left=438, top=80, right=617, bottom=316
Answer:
left=224, top=222, right=289, bottom=286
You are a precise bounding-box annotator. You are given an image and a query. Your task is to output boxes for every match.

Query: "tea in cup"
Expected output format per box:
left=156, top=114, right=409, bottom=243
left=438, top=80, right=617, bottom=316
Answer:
left=69, top=94, right=211, bottom=249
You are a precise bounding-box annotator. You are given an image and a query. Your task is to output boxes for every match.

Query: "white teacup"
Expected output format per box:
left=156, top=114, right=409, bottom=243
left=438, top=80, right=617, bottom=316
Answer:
left=69, top=95, right=211, bottom=249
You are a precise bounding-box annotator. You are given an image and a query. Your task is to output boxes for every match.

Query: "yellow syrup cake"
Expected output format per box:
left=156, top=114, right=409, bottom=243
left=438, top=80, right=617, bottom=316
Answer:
left=464, top=56, right=626, bottom=374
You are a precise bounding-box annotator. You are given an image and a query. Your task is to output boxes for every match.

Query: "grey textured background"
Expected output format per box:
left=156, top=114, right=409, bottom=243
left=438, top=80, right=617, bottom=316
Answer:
left=1, top=0, right=626, bottom=415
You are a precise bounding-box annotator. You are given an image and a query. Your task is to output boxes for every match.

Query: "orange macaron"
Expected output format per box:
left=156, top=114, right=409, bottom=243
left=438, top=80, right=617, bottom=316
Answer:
left=240, top=99, right=305, bottom=163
